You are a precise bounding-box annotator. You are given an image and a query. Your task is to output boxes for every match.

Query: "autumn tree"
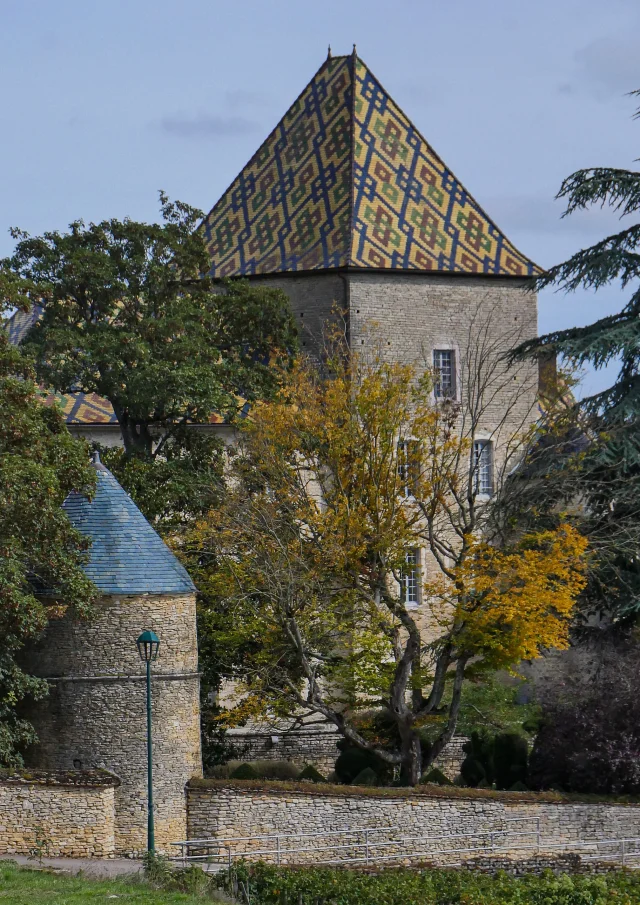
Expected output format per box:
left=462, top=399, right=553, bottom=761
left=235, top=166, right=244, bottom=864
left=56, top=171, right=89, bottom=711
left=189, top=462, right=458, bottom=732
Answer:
left=1, top=194, right=297, bottom=527
left=0, top=280, right=96, bottom=765
left=189, top=318, right=588, bottom=785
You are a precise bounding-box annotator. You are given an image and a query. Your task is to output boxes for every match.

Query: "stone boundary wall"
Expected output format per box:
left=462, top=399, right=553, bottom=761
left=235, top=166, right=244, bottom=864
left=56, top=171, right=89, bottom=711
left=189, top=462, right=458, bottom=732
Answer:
left=187, top=782, right=640, bottom=866
left=0, top=771, right=117, bottom=858
left=228, top=730, right=467, bottom=780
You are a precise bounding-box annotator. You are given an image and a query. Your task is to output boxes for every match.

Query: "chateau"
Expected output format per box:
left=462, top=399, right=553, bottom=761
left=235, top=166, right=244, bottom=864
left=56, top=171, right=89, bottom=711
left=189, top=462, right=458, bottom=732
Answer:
left=6, top=50, right=544, bottom=854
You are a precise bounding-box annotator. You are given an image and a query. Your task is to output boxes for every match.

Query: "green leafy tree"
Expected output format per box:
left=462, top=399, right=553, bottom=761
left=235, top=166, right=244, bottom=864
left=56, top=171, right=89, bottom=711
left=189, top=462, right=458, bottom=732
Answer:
left=512, top=92, right=640, bottom=617
left=2, top=194, right=297, bottom=526
left=0, top=284, right=96, bottom=765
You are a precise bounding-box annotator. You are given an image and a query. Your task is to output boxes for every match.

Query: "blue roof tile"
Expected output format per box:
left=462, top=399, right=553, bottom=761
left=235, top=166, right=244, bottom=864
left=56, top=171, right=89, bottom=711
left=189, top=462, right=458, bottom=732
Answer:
left=64, top=455, right=196, bottom=595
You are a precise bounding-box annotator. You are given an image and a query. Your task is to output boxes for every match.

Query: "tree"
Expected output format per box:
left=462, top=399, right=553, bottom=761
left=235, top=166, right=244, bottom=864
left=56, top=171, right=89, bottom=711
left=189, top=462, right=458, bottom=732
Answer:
left=1, top=194, right=297, bottom=527
left=529, top=631, right=640, bottom=795
left=0, top=282, right=96, bottom=766
left=511, top=91, right=640, bottom=617
left=189, top=321, right=587, bottom=785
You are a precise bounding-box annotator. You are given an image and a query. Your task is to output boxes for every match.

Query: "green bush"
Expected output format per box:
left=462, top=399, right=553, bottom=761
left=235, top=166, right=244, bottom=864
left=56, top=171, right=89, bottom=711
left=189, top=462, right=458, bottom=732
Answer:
left=461, top=731, right=529, bottom=790
left=335, top=740, right=391, bottom=784
left=297, top=764, right=326, bottom=782
left=216, top=862, right=640, bottom=905
left=209, top=759, right=300, bottom=780
left=230, top=762, right=259, bottom=779
left=420, top=767, right=453, bottom=785
left=493, top=733, right=528, bottom=790
left=351, top=766, right=379, bottom=785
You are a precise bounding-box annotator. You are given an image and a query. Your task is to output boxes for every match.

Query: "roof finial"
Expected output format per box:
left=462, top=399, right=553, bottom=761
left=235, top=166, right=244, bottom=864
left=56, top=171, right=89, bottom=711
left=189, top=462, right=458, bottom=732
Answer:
left=352, top=43, right=357, bottom=58
left=91, top=449, right=107, bottom=472
left=327, top=44, right=332, bottom=59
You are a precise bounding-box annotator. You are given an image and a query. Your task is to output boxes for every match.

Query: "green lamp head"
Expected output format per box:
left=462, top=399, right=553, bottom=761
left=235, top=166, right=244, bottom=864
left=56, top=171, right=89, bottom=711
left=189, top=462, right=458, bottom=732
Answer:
left=136, top=630, right=160, bottom=663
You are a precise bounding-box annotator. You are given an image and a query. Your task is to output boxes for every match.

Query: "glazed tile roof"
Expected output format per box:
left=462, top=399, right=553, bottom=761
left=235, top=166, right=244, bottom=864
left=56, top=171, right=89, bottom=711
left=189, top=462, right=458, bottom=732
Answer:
left=63, top=455, right=196, bottom=595
left=203, top=52, right=540, bottom=278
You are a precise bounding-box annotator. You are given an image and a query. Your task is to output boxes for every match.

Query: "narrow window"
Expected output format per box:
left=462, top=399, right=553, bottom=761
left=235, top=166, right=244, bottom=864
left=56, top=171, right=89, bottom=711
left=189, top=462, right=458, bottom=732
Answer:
left=400, top=549, right=420, bottom=607
left=433, top=349, right=456, bottom=398
left=473, top=440, right=493, bottom=496
left=398, top=439, right=419, bottom=497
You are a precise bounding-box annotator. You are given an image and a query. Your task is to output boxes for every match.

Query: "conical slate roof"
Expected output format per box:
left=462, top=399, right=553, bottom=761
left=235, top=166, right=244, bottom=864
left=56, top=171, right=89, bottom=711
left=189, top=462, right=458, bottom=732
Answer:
left=63, top=455, right=196, bottom=595
left=203, top=52, right=539, bottom=279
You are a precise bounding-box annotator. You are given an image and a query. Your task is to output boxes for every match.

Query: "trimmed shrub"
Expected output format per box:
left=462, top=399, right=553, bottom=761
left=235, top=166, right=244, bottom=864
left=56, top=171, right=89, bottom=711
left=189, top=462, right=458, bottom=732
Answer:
left=297, top=765, right=327, bottom=783
left=493, top=733, right=528, bottom=790
left=230, top=763, right=258, bottom=779
left=351, top=767, right=378, bottom=786
left=335, top=741, right=390, bottom=785
left=420, top=767, right=453, bottom=785
left=209, top=760, right=300, bottom=780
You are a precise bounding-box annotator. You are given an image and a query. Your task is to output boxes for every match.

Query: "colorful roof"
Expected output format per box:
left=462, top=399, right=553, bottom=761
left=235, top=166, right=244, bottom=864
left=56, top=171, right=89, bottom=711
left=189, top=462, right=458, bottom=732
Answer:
left=203, top=52, right=539, bottom=278
left=63, top=454, right=196, bottom=595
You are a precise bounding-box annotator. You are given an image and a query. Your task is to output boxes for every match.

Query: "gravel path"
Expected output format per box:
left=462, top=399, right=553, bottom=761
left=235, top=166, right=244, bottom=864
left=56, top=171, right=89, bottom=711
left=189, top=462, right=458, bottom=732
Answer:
left=0, top=853, right=143, bottom=878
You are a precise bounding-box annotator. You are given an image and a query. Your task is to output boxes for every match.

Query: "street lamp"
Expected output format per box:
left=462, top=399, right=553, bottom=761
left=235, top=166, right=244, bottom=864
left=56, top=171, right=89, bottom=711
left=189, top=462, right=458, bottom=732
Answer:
left=136, top=630, right=160, bottom=854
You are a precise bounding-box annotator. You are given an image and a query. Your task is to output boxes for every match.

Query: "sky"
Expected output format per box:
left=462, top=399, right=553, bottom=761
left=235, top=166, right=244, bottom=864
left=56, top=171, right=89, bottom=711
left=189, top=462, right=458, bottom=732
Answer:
left=1, top=0, right=639, bottom=397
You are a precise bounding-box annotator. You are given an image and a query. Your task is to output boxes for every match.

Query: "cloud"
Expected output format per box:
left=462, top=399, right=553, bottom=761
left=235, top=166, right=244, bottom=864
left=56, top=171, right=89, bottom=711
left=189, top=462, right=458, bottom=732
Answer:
left=159, top=112, right=261, bottom=139
left=224, top=88, right=268, bottom=108
left=574, top=36, right=640, bottom=98
left=486, top=194, right=625, bottom=237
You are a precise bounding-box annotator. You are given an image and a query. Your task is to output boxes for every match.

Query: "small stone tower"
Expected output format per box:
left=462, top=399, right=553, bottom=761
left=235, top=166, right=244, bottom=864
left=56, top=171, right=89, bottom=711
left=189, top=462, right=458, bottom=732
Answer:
left=25, top=455, right=202, bottom=854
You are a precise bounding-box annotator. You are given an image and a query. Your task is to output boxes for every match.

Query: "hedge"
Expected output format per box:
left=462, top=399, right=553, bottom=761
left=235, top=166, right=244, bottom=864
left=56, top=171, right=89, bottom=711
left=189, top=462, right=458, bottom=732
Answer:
left=216, top=863, right=640, bottom=905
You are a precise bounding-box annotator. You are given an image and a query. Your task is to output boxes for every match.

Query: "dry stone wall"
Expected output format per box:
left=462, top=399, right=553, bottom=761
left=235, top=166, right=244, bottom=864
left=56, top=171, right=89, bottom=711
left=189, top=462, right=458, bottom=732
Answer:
left=187, top=783, right=640, bottom=866
left=0, top=771, right=116, bottom=858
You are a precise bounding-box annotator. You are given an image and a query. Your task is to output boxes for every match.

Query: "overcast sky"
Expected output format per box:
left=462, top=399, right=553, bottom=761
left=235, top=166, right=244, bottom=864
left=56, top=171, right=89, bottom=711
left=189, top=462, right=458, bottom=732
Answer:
left=2, top=0, right=639, bottom=396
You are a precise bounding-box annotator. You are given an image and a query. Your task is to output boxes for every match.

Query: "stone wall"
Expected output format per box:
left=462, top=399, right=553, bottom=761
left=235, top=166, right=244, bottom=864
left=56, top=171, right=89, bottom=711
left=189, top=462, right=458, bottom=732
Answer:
left=187, top=782, right=640, bottom=866
left=228, top=727, right=341, bottom=776
left=0, top=771, right=117, bottom=858
left=228, top=729, right=467, bottom=780
left=23, top=593, right=202, bottom=855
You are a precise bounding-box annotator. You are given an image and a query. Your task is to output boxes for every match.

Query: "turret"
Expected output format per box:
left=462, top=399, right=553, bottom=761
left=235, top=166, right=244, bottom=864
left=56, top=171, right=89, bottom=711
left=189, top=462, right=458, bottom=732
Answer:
left=24, top=454, right=202, bottom=854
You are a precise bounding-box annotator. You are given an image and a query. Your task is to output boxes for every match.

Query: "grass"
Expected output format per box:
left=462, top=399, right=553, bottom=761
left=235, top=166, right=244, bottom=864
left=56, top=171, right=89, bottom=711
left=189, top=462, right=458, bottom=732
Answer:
left=0, top=860, right=227, bottom=904
left=190, top=776, right=640, bottom=806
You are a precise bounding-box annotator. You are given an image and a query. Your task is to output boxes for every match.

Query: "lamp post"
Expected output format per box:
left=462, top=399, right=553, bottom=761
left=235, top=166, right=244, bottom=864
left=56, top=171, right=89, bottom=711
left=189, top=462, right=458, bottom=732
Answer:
left=136, top=630, right=160, bottom=854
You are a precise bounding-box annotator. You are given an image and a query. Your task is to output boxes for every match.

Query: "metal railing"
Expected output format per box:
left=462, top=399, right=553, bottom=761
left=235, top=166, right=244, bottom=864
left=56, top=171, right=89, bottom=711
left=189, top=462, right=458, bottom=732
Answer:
left=172, top=818, right=640, bottom=870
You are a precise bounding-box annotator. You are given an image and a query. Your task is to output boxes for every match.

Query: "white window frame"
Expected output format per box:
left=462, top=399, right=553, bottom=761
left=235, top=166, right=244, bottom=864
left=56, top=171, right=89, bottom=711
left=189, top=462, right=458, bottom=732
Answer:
left=397, top=438, right=419, bottom=498
left=432, top=347, right=458, bottom=400
left=400, top=548, right=420, bottom=608
left=473, top=438, right=493, bottom=498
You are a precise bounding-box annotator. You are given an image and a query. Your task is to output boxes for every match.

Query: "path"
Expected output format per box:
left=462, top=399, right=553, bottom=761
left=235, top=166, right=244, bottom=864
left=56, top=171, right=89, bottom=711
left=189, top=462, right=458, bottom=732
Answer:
left=0, top=853, right=142, bottom=878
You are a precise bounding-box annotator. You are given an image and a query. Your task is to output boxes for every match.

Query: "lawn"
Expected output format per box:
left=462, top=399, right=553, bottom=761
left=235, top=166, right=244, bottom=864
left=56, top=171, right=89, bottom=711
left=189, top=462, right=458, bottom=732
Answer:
left=0, top=860, right=226, bottom=904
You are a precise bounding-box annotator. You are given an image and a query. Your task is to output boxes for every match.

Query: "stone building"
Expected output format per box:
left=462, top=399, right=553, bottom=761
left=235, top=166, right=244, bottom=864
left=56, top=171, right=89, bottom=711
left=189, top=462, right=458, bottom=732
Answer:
left=24, top=453, right=202, bottom=854
left=10, top=51, right=542, bottom=783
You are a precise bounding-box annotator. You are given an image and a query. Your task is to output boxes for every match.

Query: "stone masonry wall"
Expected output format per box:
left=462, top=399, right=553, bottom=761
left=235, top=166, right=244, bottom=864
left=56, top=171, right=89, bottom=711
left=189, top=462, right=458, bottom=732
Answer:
left=228, top=729, right=467, bottom=780
left=23, top=593, right=202, bottom=855
left=0, top=772, right=116, bottom=858
left=187, top=784, right=640, bottom=866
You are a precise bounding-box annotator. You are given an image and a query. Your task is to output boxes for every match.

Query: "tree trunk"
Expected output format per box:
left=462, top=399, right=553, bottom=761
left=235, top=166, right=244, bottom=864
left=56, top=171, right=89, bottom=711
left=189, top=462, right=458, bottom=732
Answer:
left=400, top=724, right=422, bottom=786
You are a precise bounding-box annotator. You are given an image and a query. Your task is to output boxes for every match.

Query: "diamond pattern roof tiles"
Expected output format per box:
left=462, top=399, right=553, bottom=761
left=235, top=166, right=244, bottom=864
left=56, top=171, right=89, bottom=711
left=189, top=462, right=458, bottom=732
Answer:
left=63, top=456, right=196, bottom=595
left=203, top=52, right=540, bottom=278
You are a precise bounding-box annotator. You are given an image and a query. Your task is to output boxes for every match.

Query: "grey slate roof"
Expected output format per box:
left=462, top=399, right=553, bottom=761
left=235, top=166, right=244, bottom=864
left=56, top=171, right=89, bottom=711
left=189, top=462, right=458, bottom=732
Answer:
left=63, top=455, right=196, bottom=595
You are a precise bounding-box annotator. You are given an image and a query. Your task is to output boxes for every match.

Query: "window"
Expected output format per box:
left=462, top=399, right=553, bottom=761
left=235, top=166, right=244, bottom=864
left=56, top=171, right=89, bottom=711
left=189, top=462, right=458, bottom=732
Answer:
left=473, top=440, right=493, bottom=496
left=433, top=349, right=455, bottom=398
left=400, top=549, right=420, bottom=607
left=397, top=439, right=419, bottom=497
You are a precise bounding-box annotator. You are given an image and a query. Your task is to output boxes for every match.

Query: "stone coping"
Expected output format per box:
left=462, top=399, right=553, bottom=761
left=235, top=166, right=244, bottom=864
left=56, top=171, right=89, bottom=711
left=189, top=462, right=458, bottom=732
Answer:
left=188, top=777, right=640, bottom=807
left=0, top=768, right=120, bottom=788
